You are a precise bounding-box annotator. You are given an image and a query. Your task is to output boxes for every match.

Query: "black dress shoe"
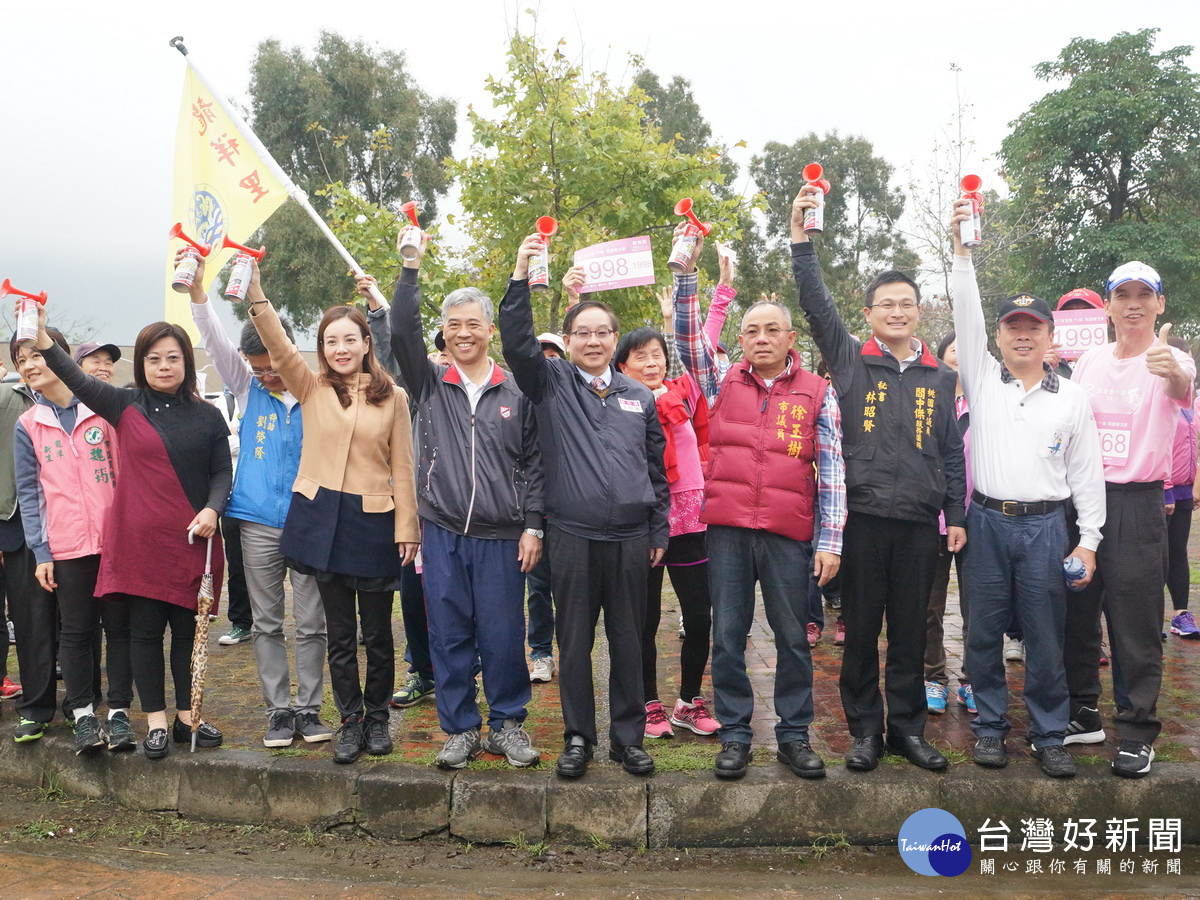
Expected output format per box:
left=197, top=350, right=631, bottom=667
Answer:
left=172, top=716, right=223, bottom=748
left=714, top=741, right=752, bottom=779
left=844, top=735, right=884, bottom=772
left=777, top=739, right=825, bottom=779
left=555, top=741, right=593, bottom=778
left=610, top=744, right=655, bottom=776
left=885, top=734, right=948, bottom=770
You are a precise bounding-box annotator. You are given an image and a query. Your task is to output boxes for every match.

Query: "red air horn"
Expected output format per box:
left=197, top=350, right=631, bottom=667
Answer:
left=802, top=164, right=832, bottom=234
left=959, top=174, right=983, bottom=248
left=668, top=199, right=712, bottom=273
left=168, top=223, right=212, bottom=293
left=220, top=236, right=266, bottom=301
left=398, top=201, right=423, bottom=260
left=528, top=216, right=558, bottom=291
left=1, top=279, right=47, bottom=344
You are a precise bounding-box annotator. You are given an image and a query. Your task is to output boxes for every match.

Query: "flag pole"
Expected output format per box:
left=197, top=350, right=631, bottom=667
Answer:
left=168, top=37, right=388, bottom=307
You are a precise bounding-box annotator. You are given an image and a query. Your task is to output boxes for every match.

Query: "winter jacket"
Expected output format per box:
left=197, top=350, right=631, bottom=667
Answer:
left=498, top=278, right=670, bottom=547
left=389, top=269, right=544, bottom=540
left=701, top=352, right=827, bottom=542
left=792, top=242, right=966, bottom=527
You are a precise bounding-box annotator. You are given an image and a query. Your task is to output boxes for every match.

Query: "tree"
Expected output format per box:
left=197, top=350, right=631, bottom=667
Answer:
left=1000, top=29, right=1200, bottom=326
left=751, top=132, right=918, bottom=356
left=452, top=31, right=751, bottom=333
left=245, top=32, right=457, bottom=328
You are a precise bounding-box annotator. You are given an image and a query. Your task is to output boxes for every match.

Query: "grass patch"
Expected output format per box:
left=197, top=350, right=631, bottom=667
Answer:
left=19, top=819, right=63, bottom=839
left=645, top=739, right=717, bottom=773
left=37, top=772, right=66, bottom=802
left=1155, top=738, right=1188, bottom=763
left=810, top=832, right=851, bottom=860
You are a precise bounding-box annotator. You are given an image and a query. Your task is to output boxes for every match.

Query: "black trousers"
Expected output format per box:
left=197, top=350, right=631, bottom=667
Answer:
left=220, top=516, right=253, bottom=630
left=399, top=561, right=433, bottom=679
left=320, top=582, right=394, bottom=724
left=549, top=525, right=649, bottom=749
left=56, top=555, right=133, bottom=712
left=9, top=545, right=58, bottom=722
left=644, top=559, right=711, bottom=703
left=125, top=594, right=195, bottom=714
left=1166, top=498, right=1193, bottom=611
left=1063, top=483, right=1166, bottom=744
left=839, top=512, right=939, bottom=737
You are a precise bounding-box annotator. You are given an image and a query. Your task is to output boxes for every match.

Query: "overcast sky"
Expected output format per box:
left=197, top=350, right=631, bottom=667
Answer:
left=1, top=0, right=1195, bottom=345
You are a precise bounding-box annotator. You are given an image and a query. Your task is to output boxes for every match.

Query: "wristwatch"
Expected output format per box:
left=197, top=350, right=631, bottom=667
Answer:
left=524, top=528, right=544, bottom=540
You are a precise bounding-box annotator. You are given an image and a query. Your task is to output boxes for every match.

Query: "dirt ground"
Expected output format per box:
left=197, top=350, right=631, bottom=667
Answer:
left=2, top=783, right=1198, bottom=898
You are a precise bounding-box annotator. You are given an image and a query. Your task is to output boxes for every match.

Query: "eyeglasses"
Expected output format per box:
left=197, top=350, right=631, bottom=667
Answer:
left=740, top=326, right=789, bottom=338
left=569, top=328, right=615, bottom=341
left=868, top=300, right=919, bottom=311
left=250, top=367, right=279, bottom=377
left=144, top=355, right=185, bottom=367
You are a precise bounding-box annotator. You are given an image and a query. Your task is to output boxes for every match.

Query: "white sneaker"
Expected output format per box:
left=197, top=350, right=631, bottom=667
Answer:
left=530, top=656, right=555, bottom=683
left=1004, top=637, right=1025, bottom=663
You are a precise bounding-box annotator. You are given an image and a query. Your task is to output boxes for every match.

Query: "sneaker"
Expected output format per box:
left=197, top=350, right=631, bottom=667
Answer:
left=1004, top=637, right=1024, bottom=663
left=1064, top=706, right=1105, bottom=745
left=104, top=712, right=137, bottom=752
left=73, top=714, right=104, bottom=755
left=143, top=727, right=169, bottom=759
left=482, top=719, right=541, bottom=767
left=834, top=620, right=845, bottom=646
left=333, top=717, right=366, bottom=764
left=973, top=736, right=1007, bottom=768
left=436, top=728, right=482, bottom=769
left=1171, top=611, right=1200, bottom=639
left=5, top=619, right=13, bottom=643
left=807, top=623, right=821, bottom=646
left=670, top=697, right=720, bottom=736
left=957, top=683, right=977, bottom=714
left=264, top=709, right=296, bottom=748
left=365, top=719, right=393, bottom=756
left=1031, top=743, right=1076, bottom=778
left=0, top=676, right=21, bottom=700
left=529, top=656, right=556, bottom=684
left=678, top=614, right=686, bottom=640
left=294, top=711, right=334, bottom=743
left=13, top=718, right=46, bottom=743
left=1112, top=740, right=1154, bottom=779
left=644, top=700, right=674, bottom=739
left=1099, top=640, right=1109, bottom=666
left=172, top=716, right=222, bottom=747
left=925, top=682, right=949, bottom=714
left=218, top=625, right=253, bottom=645
left=390, top=672, right=435, bottom=708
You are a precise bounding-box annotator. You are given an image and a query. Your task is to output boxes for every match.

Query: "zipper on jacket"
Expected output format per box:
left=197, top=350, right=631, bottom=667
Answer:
left=463, top=413, right=478, bottom=533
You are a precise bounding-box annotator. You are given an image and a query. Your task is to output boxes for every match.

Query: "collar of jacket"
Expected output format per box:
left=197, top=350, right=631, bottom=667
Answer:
left=441, top=360, right=506, bottom=388
left=728, top=348, right=804, bottom=389
left=860, top=337, right=939, bottom=369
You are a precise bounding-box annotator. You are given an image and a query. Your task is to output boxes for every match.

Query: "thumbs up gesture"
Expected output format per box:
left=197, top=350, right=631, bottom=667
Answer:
left=1145, top=322, right=1182, bottom=380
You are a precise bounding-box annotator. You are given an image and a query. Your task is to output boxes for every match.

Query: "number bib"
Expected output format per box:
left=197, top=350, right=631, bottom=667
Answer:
left=1095, top=412, right=1132, bottom=466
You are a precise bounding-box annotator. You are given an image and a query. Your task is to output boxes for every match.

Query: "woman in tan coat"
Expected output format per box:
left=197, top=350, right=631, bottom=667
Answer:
left=244, top=260, right=419, bottom=765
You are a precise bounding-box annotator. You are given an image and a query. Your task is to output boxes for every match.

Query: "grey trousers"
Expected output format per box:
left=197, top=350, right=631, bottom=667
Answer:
left=237, top=519, right=327, bottom=715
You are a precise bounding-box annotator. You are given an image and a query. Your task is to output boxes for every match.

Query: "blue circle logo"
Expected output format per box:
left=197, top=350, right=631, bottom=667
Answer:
left=897, top=808, right=972, bottom=877
left=191, top=186, right=227, bottom=248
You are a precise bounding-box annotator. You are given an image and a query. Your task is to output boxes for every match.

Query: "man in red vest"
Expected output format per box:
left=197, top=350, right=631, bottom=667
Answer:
left=672, top=226, right=846, bottom=780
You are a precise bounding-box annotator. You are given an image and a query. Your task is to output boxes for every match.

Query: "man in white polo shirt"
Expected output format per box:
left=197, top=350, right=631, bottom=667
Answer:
left=1066, top=259, right=1195, bottom=778
left=950, top=199, right=1105, bottom=778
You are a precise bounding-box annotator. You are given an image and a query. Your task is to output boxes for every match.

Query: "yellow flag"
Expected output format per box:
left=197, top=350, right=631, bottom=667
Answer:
left=166, top=66, right=288, bottom=343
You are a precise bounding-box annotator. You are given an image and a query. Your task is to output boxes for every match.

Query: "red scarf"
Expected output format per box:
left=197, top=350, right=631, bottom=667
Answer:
left=656, top=376, right=710, bottom=484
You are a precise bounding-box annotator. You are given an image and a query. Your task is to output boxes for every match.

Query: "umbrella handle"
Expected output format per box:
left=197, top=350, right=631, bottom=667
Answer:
left=187, top=526, right=215, bottom=573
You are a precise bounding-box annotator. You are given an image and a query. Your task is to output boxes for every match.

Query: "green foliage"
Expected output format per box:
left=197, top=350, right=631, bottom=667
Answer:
left=750, top=132, right=917, bottom=364
left=247, top=31, right=457, bottom=329
left=1000, top=29, right=1200, bottom=327
left=452, top=30, right=752, bottom=334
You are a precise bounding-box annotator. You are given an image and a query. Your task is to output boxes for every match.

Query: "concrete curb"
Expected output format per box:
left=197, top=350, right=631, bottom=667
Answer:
left=3, top=733, right=1198, bottom=847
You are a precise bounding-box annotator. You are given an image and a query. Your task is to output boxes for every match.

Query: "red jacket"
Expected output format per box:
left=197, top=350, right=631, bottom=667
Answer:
left=701, top=351, right=827, bottom=541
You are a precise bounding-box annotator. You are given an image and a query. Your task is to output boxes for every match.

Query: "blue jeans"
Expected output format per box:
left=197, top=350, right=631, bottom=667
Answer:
left=525, top=554, right=554, bottom=660
left=964, top=504, right=1070, bottom=747
left=708, top=524, right=815, bottom=744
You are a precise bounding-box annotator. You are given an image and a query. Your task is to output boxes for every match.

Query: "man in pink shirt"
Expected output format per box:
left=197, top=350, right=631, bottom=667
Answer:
left=1067, top=261, right=1196, bottom=778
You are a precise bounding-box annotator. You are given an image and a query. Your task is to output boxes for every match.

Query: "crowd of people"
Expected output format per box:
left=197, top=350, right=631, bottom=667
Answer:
left=1, top=185, right=1195, bottom=783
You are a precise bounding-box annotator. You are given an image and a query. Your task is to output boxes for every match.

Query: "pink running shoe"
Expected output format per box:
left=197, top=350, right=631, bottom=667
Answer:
left=644, top=700, right=674, bottom=739
left=807, top=623, right=821, bottom=646
left=0, top=676, right=21, bottom=700
left=670, top=697, right=720, bottom=735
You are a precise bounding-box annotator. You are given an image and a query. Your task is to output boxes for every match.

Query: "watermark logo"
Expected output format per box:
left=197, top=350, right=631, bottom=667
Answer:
left=898, top=808, right=972, bottom=877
